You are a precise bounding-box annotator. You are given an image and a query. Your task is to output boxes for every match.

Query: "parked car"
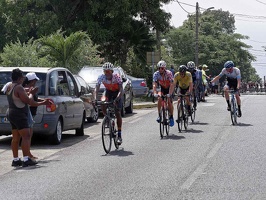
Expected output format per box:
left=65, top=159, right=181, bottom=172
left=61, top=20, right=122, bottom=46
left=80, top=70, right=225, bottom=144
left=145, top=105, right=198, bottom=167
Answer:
left=78, top=66, right=134, bottom=116
left=0, top=67, right=85, bottom=144
left=127, top=75, right=149, bottom=97
left=74, top=74, right=99, bottom=123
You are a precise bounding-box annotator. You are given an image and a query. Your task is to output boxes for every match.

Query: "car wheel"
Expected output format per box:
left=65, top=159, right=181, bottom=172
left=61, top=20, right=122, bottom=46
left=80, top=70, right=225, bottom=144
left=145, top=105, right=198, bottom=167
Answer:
left=125, top=99, right=133, bottom=113
left=76, top=112, right=85, bottom=136
left=87, top=106, right=99, bottom=123
left=50, top=119, right=62, bottom=145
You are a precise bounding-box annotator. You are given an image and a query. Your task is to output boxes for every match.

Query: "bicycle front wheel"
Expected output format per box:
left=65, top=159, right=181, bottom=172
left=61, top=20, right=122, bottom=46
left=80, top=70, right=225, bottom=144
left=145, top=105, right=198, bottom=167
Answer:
left=164, top=107, right=170, bottom=136
left=102, top=117, right=112, bottom=154
left=230, top=100, right=237, bottom=125
left=159, top=109, right=165, bottom=138
left=111, top=119, right=119, bottom=149
left=184, top=105, right=189, bottom=130
left=177, top=103, right=183, bottom=132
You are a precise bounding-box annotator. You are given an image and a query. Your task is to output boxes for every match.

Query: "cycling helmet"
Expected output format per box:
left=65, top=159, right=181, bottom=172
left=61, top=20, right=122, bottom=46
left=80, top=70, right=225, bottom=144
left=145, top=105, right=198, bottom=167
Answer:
left=224, top=61, right=234, bottom=69
left=157, top=60, right=167, bottom=68
left=102, top=62, right=114, bottom=71
left=187, top=61, right=195, bottom=70
left=179, top=65, right=187, bottom=73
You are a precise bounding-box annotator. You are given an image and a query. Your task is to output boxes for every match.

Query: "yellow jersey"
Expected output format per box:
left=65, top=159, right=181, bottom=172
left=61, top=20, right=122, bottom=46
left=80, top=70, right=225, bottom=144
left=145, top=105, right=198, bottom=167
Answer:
left=173, top=71, right=192, bottom=89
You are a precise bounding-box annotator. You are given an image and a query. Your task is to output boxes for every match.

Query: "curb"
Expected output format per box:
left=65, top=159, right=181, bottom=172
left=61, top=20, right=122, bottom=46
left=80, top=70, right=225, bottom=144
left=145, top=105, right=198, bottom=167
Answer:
left=133, top=103, right=157, bottom=109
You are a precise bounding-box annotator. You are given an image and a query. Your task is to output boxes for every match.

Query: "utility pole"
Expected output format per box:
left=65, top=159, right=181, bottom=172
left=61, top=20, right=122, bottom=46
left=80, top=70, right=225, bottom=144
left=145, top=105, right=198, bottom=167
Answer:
left=195, top=2, right=199, bottom=67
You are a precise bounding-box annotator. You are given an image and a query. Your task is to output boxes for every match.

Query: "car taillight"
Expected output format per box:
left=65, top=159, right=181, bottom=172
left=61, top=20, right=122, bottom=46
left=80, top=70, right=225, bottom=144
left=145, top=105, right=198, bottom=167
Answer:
left=46, top=99, right=56, bottom=112
left=140, top=81, right=147, bottom=87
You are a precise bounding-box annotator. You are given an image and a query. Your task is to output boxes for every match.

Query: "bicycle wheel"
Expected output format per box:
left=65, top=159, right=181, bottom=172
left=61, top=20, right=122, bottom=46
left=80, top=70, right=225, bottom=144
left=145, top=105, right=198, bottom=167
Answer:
left=159, top=109, right=165, bottom=138
left=183, top=104, right=189, bottom=130
left=177, top=103, right=183, bottom=132
left=190, top=106, right=196, bottom=123
left=230, top=100, right=237, bottom=125
left=111, top=119, right=119, bottom=149
left=164, top=107, right=170, bottom=136
left=102, top=117, right=112, bottom=154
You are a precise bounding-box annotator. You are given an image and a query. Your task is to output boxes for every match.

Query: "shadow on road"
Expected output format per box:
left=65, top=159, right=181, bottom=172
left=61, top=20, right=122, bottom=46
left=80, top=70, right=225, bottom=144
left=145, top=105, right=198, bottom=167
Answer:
left=102, top=148, right=134, bottom=157
left=163, top=134, right=185, bottom=140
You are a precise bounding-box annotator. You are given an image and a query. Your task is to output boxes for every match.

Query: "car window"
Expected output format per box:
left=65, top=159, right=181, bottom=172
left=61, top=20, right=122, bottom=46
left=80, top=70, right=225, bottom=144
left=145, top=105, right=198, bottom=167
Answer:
left=34, top=73, right=46, bottom=95
left=66, top=71, right=76, bottom=96
left=76, top=76, right=90, bottom=94
left=0, top=72, right=12, bottom=95
left=0, top=71, right=46, bottom=95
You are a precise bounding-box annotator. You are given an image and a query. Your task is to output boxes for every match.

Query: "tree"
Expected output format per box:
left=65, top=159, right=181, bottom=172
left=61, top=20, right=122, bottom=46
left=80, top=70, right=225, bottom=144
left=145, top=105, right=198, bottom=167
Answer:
left=0, top=38, right=56, bottom=67
left=37, top=30, right=101, bottom=73
left=164, top=9, right=260, bottom=82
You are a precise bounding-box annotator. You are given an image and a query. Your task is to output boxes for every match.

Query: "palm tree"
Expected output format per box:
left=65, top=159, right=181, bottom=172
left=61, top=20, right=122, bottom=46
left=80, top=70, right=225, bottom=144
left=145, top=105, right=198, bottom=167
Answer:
left=37, top=30, right=97, bottom=73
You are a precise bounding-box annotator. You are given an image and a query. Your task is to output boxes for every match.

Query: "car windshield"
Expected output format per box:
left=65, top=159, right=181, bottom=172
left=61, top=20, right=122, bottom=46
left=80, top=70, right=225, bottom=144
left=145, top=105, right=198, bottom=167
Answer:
left=79, top=68, right=119, bottom=83
left=0, top=71, right=46, bottom=95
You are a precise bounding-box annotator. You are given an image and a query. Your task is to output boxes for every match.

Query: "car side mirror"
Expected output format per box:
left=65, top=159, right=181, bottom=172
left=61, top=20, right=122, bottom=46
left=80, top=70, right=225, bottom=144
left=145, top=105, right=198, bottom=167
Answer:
left=79, top=86, right=86, bottom=95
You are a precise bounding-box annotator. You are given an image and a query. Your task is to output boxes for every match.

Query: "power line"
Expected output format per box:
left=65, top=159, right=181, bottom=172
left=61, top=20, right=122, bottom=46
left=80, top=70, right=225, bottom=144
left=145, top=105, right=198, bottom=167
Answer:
left=256, top=0, right=266, bottom=5
left=175, top=0, right=193, bottom=14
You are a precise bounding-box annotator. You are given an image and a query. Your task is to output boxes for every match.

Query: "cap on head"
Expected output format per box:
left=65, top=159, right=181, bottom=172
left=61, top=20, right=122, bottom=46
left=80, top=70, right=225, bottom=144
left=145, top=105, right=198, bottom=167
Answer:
left=26, top=72, right=40, bottom=81
left=202, top=64, right=208, bottom=69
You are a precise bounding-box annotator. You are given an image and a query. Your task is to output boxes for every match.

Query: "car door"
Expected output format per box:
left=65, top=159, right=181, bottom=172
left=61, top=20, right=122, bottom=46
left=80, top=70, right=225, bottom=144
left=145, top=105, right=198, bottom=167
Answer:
left=119, top=68, right=132, bottom=106
left=65, top=71, right=84, bottom=128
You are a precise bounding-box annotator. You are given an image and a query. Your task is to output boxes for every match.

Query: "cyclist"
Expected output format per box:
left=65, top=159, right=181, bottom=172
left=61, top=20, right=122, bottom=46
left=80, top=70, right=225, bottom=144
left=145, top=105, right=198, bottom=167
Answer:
left=187, top=61, right=199, bottom=108
left=153, top=60, right=174, bottom=127
left=211, top=61, right=242, bottom=117
left=170, top=65, right=193, bottom=117
left=95, top=62, right=123, bottom=144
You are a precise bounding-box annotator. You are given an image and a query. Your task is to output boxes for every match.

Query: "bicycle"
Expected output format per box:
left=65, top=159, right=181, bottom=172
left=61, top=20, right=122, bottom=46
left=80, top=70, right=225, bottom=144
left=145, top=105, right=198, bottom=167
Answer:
left=96, top=100, right=119, bottom=154
left=190, top=87, right=197, bottom=123
left=153, top=94, right=170, bottom=138
left=229, top=89, right=239, bottom=125
left=176, top=93, right=190, bottom=132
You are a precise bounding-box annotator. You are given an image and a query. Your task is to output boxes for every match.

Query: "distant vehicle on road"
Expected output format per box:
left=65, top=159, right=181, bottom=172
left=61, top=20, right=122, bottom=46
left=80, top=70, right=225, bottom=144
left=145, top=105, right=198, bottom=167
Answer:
left=127, top=75, right=149, bottom=97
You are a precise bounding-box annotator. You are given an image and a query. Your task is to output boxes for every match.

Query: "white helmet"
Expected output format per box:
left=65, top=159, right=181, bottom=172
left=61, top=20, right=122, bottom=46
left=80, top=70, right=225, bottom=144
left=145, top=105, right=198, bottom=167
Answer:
left=102, top=62, right=114, bottom=71
left=157, top=60, right=167, bottom=68
left=187, top=61, right=195, bottom=69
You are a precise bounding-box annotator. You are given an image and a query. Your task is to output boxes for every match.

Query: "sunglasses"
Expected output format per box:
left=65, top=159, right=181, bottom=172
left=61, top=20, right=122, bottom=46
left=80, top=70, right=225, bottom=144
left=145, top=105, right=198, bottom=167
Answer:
left=159, top=67, right=165, bottom=70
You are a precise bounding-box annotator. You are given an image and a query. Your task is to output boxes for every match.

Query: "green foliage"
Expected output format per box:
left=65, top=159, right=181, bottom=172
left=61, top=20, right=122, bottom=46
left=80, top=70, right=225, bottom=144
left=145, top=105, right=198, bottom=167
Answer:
left=37, top=30, right=101, bottom=73
left=0, top=38, right=56, bottom=67
left=164, top=9, right=260, bottom=82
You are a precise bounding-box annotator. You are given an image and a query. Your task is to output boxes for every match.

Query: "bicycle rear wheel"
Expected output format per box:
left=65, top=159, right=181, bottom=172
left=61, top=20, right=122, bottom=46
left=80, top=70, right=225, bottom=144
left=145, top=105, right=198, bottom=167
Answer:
left=177, top=103, right=183, bottom=132
left=102, top=117, right=112, bottom=154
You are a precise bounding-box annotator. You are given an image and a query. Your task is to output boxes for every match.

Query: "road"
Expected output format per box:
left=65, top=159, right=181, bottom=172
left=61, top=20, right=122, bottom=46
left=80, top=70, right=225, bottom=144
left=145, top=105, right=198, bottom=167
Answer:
left=0, top=94, right=265, bottom=200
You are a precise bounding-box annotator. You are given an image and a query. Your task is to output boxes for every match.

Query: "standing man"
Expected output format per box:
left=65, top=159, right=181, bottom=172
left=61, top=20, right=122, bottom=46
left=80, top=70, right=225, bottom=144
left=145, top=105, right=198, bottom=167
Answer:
left=153, top=60, right=175, bottom=127
left=211, top=61, right=242, bottom=117
left=95, top=62, right=124, bottom=144
left=201, top=64, right=210, bottom=102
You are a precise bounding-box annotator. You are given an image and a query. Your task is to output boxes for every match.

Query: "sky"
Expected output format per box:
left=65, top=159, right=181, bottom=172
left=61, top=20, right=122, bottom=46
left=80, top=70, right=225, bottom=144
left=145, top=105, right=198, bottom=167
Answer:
left=163, top=0, right=266, bottom=79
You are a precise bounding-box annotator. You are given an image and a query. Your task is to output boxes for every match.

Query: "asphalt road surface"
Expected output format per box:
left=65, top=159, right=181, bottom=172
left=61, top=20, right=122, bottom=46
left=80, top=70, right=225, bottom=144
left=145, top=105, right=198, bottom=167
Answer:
left=0, top=94, right=265, bottom=200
